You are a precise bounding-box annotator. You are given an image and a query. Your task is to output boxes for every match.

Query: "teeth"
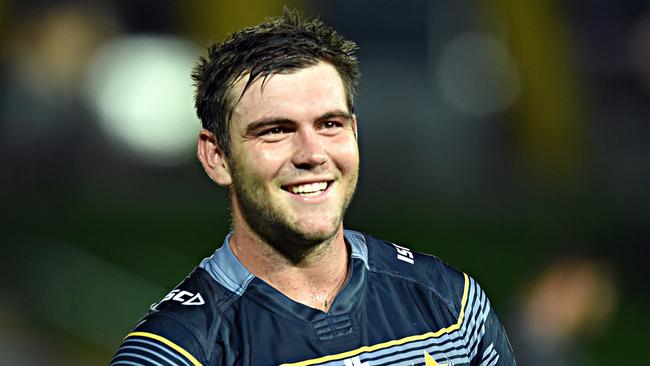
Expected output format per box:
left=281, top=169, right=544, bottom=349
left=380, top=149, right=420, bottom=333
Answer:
left=289, top=182, right=328, bottom=195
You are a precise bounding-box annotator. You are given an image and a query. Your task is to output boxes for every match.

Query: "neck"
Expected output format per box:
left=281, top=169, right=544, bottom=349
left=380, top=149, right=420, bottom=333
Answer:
left=229, top=219, right=349, bottom=312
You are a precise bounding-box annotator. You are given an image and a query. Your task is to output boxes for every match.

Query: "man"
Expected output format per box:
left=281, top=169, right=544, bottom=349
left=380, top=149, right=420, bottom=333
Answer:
left=111, top=9, right=516, bottom=366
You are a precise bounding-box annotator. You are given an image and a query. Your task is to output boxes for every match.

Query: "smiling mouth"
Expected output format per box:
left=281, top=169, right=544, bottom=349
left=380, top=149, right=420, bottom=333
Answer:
left=282, top=181, right=333, bottom=196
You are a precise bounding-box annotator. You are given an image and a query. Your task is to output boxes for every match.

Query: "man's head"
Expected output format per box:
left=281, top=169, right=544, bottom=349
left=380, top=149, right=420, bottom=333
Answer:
left=195, top=10, right=361, bottom=259
left=192, top=8, right=360, bottom=156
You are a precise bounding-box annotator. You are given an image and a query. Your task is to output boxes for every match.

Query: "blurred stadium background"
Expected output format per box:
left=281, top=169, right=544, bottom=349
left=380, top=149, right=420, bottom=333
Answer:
left=0, top=0, right=648, bottom=364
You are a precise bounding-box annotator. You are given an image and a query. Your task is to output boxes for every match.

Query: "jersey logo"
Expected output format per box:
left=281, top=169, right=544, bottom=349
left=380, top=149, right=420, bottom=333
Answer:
left=392, top=243, right=414, bottom=264
left=159, top=289, right=205, bottom=306
left=424, top=351, right=452, bottom=366
left=342, top=356, right=368, bottom=366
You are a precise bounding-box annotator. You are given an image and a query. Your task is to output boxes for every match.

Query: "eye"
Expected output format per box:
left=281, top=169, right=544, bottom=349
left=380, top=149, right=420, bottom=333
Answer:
left=317, top=120, right=345, bottom=136
left=257, top=125, right=294, bottom=142
left=320, top=120, right=343, bottom=130
left=260, top=126, right=290, bottom=136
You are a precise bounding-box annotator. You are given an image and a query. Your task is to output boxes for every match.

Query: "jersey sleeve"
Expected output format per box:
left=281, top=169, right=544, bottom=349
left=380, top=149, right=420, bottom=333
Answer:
left=466, top=278, right=516, bottom=366
left=109, top=313, right=211, bottom=366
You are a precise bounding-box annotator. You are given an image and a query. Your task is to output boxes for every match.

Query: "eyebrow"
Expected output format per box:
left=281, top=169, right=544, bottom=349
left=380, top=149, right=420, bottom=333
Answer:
left=316, top=111, right=353, bottom=121
left=244, top=110, right=353, bottom=135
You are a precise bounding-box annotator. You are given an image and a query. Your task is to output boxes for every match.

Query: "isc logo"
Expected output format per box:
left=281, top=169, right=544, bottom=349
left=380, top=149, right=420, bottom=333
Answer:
left=392, top=243, right=414, bottom=264
left=158, top=289, right=205, bottom=306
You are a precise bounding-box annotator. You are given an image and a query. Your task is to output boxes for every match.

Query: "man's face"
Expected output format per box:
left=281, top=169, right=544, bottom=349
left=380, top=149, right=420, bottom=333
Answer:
left=226, top=62, right=359, bottom=252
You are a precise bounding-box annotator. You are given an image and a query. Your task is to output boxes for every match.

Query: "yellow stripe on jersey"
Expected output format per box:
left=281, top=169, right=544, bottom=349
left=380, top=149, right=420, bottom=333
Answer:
left=280, top=273, right=470, bottom=366
left=125, top=331, right=203, bottom=366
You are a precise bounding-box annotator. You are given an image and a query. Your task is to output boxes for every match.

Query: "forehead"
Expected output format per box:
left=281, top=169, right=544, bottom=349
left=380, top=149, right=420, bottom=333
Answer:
left=229, top=62, right=348, bottom=124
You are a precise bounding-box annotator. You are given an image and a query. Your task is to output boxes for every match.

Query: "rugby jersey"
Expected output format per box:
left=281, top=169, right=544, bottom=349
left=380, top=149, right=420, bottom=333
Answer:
left=110, top=230, right=515, bottom=366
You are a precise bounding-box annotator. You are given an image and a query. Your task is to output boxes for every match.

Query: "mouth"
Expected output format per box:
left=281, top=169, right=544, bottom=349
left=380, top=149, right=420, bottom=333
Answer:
left=282, top=180, right=333, bottom=197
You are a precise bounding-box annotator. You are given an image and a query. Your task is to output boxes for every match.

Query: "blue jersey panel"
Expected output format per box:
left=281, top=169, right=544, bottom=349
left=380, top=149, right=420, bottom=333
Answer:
left=111, top=230, right=515, bottom=366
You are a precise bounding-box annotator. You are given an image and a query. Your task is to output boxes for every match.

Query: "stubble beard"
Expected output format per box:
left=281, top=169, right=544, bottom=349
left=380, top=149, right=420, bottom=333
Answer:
left=229, top=160, right=358, bottom=264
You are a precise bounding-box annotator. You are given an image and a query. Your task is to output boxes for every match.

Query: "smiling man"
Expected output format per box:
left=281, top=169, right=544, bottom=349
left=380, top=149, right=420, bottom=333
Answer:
left=110, top=9, right=515, bottom=366
left=217, top=62, right=359, bottom=273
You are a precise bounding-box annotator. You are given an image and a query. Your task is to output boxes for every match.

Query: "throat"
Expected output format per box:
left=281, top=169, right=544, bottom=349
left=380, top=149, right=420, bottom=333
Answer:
left=263, top=253, right=350, bottom=312
left=230, top=225, right=350, bottom=312
left=308, top=292, right=334, bottom=312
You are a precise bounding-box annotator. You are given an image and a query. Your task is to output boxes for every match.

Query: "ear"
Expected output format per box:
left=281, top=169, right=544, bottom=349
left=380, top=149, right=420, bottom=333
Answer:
left=197, top=129, right=232, bottom=186
left=351, top=114, right=358, bottom=140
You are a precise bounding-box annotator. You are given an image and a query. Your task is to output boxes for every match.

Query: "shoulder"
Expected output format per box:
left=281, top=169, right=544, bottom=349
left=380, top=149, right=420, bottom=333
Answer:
left=110, top=267, right=239, bottom=365
left=350, top=230, right=475, bottom=319
left=147, top=266, right=237, bottom=332
left=355, top=231, right=514, bottom=363
left=353, top=231, right=516, bottom=363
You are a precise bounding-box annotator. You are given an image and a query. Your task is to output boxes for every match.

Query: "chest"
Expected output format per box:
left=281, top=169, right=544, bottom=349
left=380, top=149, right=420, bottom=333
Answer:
left=226, top=280, right=473, bottom=366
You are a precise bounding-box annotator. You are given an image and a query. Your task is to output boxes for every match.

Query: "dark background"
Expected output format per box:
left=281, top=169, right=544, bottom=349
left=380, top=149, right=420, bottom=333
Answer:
left=1, top=0, right=648, bottom=364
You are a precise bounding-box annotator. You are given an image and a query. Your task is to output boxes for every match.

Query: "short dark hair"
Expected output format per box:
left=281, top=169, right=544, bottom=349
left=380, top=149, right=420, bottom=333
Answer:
left=192, top=8, right=359, bottom=155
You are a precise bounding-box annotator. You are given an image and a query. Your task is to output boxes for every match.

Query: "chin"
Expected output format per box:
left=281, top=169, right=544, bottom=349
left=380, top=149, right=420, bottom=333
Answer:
left=258, top=221, right=339, bottom=262
left=295, top=213, right=340, bottom=234
left=284, top=217, right=341, bottom=247
left=298, top=227, right=338, bottom=243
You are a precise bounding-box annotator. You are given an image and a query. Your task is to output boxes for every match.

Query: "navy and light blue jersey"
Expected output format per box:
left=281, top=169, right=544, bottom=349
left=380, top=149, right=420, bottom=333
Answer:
left=111, top=230, right=515, bottom=366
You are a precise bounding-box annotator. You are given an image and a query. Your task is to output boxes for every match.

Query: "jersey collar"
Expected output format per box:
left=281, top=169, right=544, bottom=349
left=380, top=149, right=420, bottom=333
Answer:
left=200, top=229, right=369, bottom=320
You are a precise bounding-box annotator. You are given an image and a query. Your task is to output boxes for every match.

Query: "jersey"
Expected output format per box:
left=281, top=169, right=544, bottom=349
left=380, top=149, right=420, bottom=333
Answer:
left=110, top=230, right=516, bottom=366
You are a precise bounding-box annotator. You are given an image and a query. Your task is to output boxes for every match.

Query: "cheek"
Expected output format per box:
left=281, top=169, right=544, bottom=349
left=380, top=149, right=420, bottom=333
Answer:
left=332, top=138, right=359, bottom=171
left=252, top=145, right=291, bottom=177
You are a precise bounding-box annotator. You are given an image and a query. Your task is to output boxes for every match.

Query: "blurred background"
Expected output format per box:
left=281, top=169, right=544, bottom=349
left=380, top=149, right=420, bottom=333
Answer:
left=0, top=0, right=647, bottom=364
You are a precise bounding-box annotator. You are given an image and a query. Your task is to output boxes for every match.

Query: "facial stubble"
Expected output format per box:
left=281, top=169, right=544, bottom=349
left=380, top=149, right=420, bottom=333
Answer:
left=228, top=157, right=358, bottom=264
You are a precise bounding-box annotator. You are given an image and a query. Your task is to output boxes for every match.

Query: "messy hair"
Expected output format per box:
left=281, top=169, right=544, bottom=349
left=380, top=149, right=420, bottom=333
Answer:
left=192, top=8, right=359, bottom=155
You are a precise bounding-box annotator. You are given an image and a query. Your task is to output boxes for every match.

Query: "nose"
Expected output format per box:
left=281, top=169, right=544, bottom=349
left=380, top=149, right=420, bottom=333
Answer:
left=291, top=129, right=327, bottom=169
